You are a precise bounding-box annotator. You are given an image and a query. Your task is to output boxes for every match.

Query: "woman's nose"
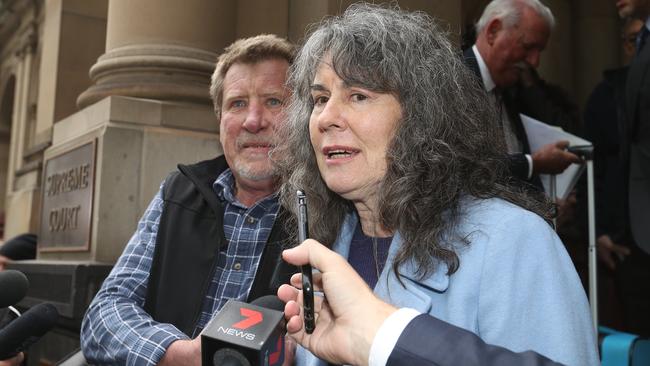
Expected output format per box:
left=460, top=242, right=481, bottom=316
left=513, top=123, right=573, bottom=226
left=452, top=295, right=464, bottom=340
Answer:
left=315, top=97, right=346, bottom=132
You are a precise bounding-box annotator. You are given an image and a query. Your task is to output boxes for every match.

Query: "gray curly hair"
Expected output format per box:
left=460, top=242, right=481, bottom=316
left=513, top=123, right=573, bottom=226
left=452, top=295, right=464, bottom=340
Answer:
left=273, top=3, right=551, bottom=279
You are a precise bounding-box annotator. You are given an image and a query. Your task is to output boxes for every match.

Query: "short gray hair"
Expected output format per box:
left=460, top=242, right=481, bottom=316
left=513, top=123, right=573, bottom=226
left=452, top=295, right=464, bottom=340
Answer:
left=476, top=0, right=555, bottom=34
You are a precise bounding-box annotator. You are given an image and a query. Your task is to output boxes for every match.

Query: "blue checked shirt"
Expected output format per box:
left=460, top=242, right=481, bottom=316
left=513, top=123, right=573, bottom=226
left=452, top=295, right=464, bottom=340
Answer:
left=81, top=168, right=280, bottom=365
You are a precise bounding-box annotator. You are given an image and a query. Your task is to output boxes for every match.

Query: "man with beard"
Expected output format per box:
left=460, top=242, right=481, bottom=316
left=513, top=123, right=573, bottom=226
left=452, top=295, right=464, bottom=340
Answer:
left=80, top=34, right=298, bottom=365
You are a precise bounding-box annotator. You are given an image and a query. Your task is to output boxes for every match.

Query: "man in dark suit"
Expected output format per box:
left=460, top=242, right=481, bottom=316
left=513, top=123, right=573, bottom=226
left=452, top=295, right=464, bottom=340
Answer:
left=465, top=0, right=580, bottom=187
left=612, top=0, right=650, bottom=336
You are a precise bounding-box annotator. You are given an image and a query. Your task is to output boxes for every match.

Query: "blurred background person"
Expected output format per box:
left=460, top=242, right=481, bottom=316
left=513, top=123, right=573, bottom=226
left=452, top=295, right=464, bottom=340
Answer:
left=466, top=0, right=581, bottom=188
left=274, top=3, right=597, bottom=365
left=583, top=16, right=642, bottom=332
left=0, top=233, right=37, bottom=271
left=584, top=0, right=650, bottom=337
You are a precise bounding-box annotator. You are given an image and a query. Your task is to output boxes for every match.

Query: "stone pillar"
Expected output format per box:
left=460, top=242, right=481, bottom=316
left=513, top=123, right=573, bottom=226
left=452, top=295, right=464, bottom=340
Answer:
left=35, top=0, right=108, bottom=147
left=237, top=0, right=289, bottom=39
left=43, top=0, right=234, bottom=263
left=77, top=0, right=236, bottom=108
left=537, top=0, right=575, bottom=102
left=286, top=0, right=465, bottom=44
left=572, top=0, right=620, bottom=110
left=4, top=29, right=37, bottom=238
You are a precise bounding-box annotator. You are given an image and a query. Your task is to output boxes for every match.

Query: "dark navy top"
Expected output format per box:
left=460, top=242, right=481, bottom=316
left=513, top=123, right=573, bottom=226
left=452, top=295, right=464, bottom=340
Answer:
left=347, top=222, right=392, bottom=289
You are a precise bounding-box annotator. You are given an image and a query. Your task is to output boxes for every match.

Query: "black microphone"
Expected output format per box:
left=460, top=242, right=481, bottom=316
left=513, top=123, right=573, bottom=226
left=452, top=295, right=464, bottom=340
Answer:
left=201, top=295, right=286, bottom=366
left=0, top=270, right=29, bottom=308
left=0, top=302, right=59, bottom=359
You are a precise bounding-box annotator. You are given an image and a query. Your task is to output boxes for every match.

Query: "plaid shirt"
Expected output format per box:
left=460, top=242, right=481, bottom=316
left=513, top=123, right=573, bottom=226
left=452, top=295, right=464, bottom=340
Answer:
left=81, top=168, right=279, bottom=365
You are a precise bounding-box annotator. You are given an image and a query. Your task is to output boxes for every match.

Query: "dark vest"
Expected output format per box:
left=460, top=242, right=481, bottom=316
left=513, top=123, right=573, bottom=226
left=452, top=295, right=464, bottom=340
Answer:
left=143, top=156, right=296, bottom=335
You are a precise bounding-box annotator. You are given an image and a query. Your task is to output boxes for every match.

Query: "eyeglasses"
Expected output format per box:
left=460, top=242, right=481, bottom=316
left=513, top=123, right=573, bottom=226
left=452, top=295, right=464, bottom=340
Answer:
left=622, top=32, right=640, bottom=44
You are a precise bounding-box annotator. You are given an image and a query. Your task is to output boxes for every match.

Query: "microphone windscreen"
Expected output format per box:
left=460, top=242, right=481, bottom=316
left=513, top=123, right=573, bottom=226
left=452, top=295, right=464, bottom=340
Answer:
left=250, top=295, right=284, bottom=312
left=0, top=302, right=59, bottom=359
left=0, top=270, right=29, bottom=308
left=213, top=347, right=252, bottom=366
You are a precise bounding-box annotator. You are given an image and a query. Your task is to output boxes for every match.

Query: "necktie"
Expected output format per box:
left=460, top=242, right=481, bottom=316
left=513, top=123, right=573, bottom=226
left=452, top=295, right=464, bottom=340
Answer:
left=492, top=89, right=522, bottom=153
left=637, top=25, right=649, bottom=53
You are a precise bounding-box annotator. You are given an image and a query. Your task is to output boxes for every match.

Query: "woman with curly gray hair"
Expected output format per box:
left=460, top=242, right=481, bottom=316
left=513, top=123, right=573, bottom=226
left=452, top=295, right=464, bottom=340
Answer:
left=274, top=3, right=597, bottom=366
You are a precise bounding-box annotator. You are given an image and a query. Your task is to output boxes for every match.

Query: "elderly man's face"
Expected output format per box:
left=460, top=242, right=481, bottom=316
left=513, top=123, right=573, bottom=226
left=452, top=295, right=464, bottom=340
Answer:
left=487, top=7, right=550, bottom=87
left=616, top=0, right=650, bottom=18
left=219, top=58, right=289, bottom=188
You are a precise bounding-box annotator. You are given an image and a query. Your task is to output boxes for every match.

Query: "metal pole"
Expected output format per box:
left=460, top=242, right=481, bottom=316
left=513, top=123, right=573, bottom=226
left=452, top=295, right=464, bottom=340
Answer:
left=550, top=175, right=557, bottom=229
left=587, top=159, right=598, bottom=333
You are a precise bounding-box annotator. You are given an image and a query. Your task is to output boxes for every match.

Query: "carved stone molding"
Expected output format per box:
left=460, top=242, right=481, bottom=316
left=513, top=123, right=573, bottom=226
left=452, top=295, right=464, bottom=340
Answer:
left=77, top=43, right=217, bottom=109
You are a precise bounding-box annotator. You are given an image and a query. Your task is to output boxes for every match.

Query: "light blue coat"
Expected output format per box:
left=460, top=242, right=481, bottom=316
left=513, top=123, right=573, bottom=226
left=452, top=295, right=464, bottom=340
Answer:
left=296, top=198, right=599, bottom=366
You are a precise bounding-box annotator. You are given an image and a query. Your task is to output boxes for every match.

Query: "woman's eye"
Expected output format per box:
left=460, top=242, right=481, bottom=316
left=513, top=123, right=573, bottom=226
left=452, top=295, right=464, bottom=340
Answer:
left=351, top=93, right=368, bottom=102
left=313, top=95, right=329, bottom=106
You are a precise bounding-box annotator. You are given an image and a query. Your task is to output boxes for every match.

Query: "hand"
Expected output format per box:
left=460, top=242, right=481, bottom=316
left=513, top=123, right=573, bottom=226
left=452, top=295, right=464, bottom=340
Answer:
left=597, top=235, right=630, bottom=270
left=278, top=239, right=397, bottom=366
left=159, top=338, right=201, bottom=366
left=532, top=140, right=582, bottom=175
left=0, top=255, right=9, bottom=271
left=0, top=353, right=24, bottom=366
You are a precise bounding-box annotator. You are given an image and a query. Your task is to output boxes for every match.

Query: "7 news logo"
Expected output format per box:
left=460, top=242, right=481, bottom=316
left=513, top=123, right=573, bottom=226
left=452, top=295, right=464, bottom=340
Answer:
left=217, top=306, right=263, bottom=341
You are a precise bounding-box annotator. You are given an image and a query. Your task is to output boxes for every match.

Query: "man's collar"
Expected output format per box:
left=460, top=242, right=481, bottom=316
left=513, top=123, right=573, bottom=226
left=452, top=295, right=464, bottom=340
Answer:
left=472, top=45, right=497, bottom=92
left=213, top=168, right=278, bottom=209
left=214, top=168, right=236, bottom=204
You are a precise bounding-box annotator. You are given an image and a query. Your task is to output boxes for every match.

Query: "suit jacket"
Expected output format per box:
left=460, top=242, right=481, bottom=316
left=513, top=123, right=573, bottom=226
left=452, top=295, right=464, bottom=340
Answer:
left=584, top=67, right=632, bottom=243
left=387, top=314, right=563, bottom=366
left=296, top=198, right=598, bottom=366
left=624, top=28, right=650, bottom=253
left=462, top=48, right=533, bottom=183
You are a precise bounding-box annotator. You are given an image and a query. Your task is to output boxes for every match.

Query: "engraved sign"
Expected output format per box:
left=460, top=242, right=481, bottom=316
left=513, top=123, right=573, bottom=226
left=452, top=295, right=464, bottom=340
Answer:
left=39, top=141, right=95, bottom=251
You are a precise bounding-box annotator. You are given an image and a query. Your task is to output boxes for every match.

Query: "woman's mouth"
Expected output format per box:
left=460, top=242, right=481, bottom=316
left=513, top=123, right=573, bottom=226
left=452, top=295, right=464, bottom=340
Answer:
left=323, top=146, right=360, bottom=161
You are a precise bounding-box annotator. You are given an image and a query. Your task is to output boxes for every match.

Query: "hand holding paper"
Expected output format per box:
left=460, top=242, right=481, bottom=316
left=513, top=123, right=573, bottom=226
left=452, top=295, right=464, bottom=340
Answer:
left=520, top=114, right=592, bottom=199
left=532, top=140, right=583, bottom=175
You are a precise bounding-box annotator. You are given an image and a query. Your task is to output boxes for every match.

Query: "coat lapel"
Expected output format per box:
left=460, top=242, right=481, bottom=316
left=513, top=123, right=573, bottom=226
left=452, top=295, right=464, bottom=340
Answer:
left=332, top=215, right=449, bottom=314
left=373, top=232, right=448, bottom=314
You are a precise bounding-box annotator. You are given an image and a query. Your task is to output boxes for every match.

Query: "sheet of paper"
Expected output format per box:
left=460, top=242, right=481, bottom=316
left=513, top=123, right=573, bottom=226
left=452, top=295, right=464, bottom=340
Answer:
left=520, top=114, right=592, bottom=199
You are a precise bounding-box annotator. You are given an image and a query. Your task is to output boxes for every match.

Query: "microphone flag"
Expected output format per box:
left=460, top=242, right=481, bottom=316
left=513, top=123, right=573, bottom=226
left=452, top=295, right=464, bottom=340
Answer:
left=201, top=298, right=285, bottom=366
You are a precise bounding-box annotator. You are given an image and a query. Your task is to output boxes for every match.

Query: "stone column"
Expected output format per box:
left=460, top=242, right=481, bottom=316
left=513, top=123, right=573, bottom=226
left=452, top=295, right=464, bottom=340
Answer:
left=43, top=0, right=236, bottom=263
left=77, top=0, right=236, bottom=108
left=572, top=0, right=620, bottom=110
left=237, top=0, right=289, bottom=39
left=4, top=30, right=37, bottom=238
left=537, top=0, right=575, bottom=102
left=287, top=0, right=465, bottom=44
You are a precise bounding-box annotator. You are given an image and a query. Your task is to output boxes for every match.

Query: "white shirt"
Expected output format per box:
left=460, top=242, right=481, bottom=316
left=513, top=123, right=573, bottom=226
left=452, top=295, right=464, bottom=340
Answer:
left=368, top=308, right=420, bottom=366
